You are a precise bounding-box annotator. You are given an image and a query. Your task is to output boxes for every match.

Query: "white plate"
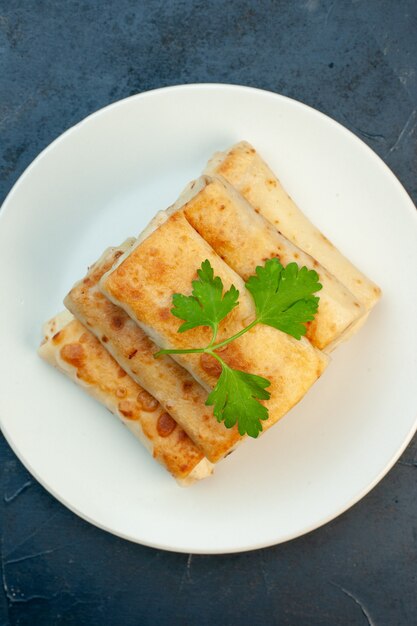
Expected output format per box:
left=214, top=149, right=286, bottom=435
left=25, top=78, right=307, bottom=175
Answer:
left=1, top=84, right=417, bottom=554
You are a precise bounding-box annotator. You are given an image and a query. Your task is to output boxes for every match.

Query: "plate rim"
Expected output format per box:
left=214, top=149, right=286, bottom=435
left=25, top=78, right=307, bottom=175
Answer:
left=1, top=82, right=417, bottom=554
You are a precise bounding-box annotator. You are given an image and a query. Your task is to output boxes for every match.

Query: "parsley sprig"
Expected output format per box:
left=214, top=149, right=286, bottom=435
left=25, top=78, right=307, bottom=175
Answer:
left=155, top=258, right=322, bottom=437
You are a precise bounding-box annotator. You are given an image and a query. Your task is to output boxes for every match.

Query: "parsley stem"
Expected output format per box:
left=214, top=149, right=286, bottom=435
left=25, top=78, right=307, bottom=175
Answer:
left=154, top=319, right=259, bottom=359
left=208, top=349, right=228, bottom=368
left=154, top=347, right=206, bottom=357
left=207, top=324, right=219, bottom=348
left=210, top=318, right=259, bottom=351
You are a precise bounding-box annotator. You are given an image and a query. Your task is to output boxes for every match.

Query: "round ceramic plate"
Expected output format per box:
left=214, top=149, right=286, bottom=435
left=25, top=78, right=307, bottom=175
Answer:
left=1, top=84, right=416, bottom=554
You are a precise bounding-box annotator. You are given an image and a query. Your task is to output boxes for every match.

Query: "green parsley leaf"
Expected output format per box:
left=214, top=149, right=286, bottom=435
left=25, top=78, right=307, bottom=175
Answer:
left=171, top=259, right=239, bottom=333
left=206, top=365, right=271, bottom=437
left=156, top=257, right=323, bottom=438
left=245, top=258, right=322, bottom=339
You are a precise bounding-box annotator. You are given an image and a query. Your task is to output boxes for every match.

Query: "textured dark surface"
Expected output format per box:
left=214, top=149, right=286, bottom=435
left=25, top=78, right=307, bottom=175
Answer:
left=1, top=1, right=416, bottom=624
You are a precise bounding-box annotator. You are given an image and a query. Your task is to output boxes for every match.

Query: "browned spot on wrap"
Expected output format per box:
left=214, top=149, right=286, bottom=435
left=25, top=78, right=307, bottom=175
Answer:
left=111, top=315, right=125, bottom=330
left=157, top=412, right=177, bottom=437
left=177, top=429, right=188, bottom=442
left=52, top=331, right=62, bottom=344
left=159, top=308, right=171, bottom=321
left=118, top=400, right=135, bottom=419
left=200, top=353, right=222, bottom=378
left=60, top=343, right=85, bottom=368
left=137, top=389, right=159, bottom=412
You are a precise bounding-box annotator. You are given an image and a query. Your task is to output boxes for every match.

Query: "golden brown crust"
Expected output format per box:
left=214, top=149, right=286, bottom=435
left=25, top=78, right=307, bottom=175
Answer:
left=65, top=243, right=242, bottom=462
left=100, top=213, right=329, bottom=435
left=39, top=314, right=208, bottom=481
left=177, top=175, right=364, bottom=351
left=205, top=141, right=381, bottom=313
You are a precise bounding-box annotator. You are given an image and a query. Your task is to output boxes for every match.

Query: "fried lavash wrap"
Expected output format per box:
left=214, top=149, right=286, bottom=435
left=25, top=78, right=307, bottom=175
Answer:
left=38, top=311, right=213, bottom=485
left=64, top=241, right=242, bottom=463
left=204, top=141, right=381, bottom=317
left=168, top=174, right=365, bottom=352
left=100, top=212, right=329, bottom=438
left=37, top=139, right=382, bottom=486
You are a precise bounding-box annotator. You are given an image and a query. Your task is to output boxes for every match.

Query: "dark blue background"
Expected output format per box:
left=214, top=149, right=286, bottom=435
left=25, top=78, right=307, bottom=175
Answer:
left=1, top=1, right=416, bottom=624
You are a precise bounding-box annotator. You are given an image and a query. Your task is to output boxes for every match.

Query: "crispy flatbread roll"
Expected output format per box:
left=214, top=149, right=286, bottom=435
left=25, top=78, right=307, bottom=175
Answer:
left=169, top=175, right=364, bottom=351
left=38, top=311, right=213, bottom=485
left=204, top=141, right=381, bottom=313
left=100, top=212, right=329, bottom=436
left=65, top=242, right=242, bottom=462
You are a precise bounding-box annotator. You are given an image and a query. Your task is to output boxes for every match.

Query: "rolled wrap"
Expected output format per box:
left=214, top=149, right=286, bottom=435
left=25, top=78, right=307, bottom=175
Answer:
left=64, top=242, right=242, bottom=462
left=100, top=212, right=329, bottom=436
left=204, top=141, right=381, bottom=314
left=38, top=311, right=213, bottom=485
left=168, top=175, right=365, bottom=352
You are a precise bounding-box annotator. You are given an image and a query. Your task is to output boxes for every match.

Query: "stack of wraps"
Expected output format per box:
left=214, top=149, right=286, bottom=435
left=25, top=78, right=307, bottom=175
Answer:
left=40, top=141, right=380, bottom=484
